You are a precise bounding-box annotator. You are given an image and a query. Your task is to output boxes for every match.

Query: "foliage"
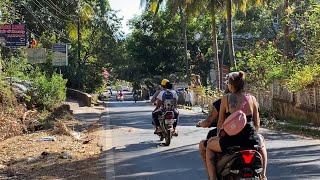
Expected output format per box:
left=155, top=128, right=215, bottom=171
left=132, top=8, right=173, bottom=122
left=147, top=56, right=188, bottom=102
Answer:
left=286, top=64, right=320, bottom=92
left=62, top=3, right=124, bottom=93
left=1, top=0, right=123, bottom=94
left=200, top=85, right=224, bottom=99
left=235, top=42, right=284, bottom=89
left=30, top=72, right=67, bottom=110
left=0, top=54, right=67, bottom=110
left=124, top=12, right=185, bottom=83
left=0, top=76, right=16, bottom=108
left=1, top=0, right=320, bottom=97
left=2, top=56, right=32, bottom=80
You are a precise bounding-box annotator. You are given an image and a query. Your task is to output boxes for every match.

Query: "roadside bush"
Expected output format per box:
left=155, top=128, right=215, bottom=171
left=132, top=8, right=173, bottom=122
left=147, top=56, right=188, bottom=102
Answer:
left=0, top=54, right=68, bottom=111
left=0, top=77, right=16, bottom=109
left=31, top=73, right=67, bottom=111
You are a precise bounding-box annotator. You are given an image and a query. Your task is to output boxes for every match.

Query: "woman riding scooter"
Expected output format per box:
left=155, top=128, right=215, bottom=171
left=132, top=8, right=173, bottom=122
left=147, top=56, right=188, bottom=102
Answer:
left=202, top=71, right=267, bottom=180
left=196, top=83, right=230, bottom=172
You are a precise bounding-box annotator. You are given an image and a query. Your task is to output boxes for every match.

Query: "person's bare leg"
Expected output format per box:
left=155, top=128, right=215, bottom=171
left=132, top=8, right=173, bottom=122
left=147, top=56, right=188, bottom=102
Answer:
left=206, top=137, right=222, bottom=180
left=258, top=134, right=268, bottom=179
left=199, top=141, right=207, bottom=171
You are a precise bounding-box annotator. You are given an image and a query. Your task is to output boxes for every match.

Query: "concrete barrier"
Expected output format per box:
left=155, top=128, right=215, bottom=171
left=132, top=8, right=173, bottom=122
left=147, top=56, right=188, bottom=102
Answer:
left=67, top=88, right=92, bottom=107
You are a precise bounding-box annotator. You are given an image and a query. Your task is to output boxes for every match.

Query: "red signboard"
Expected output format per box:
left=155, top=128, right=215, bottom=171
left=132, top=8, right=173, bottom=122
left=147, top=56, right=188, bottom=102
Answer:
left=0, top=23, right=27, bottom=47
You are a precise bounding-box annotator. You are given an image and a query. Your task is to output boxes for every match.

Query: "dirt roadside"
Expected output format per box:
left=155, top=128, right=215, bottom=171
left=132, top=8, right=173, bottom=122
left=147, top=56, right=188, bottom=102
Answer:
left=0, top=100, right=108, bottom=180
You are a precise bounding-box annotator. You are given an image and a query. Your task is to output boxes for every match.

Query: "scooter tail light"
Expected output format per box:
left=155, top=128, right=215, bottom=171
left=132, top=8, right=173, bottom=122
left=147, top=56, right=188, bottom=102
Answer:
left=240, top=150, right=255, bottom=164
left=164, top=112, right=174, bottom=119
left=243, top=173, right=253, bottom=177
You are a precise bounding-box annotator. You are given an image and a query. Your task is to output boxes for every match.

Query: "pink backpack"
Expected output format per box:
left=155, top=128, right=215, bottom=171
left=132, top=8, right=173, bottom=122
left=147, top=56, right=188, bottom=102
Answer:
left=222, top=94, right=250, bottom=136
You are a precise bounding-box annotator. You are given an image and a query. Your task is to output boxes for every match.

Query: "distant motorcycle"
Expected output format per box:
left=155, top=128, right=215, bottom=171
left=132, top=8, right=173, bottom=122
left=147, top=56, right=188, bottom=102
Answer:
left=116, top=93, right=124, bottom=101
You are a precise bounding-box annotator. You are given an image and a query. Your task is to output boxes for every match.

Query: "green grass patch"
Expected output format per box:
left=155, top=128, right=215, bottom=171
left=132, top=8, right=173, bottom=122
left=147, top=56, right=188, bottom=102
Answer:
left=265, top=119, right=320, bottom=139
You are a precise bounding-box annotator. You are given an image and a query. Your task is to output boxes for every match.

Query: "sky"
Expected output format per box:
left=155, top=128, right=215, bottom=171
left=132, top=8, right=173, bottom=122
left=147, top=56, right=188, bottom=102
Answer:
left=108, top=0, right=142, bottom=35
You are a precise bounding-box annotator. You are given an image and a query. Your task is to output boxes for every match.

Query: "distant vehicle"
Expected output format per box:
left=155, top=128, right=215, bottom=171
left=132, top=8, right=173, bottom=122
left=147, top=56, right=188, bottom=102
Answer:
left=107, top=87, right=112, bottom=95
left=121, top=86, right=130, bottom=91
left=116, top=92, right=124, bottom=101
left=98, top=89, right=111, bottom=100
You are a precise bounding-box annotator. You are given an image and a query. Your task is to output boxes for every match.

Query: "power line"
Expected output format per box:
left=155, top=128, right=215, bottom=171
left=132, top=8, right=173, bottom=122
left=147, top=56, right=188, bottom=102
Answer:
left=22, top=3, right=72, bottom=42
left=32, top=0, right=74, bottom=23
left=22, top=3, right=51, bottom=32
left=41, top=0, right=77, bottom=19
left=26, top=27, right=41, bottom=38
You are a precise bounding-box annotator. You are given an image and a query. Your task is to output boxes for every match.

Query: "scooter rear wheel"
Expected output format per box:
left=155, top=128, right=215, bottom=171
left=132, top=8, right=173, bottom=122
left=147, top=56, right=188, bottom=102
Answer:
left=164, top=130, right=172, bottom=146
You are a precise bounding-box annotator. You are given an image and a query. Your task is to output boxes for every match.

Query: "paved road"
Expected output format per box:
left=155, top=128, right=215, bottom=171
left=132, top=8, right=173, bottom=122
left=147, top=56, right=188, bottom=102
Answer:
left=104, top=100, right=320, bottom=180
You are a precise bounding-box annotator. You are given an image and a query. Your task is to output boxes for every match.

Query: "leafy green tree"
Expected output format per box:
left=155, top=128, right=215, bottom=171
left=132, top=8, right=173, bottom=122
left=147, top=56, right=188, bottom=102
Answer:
left=8, top=0, right=123, bottom=93
left=124, top=12, right=186, bottom=84
left=186, top=0, right=224, bottom=89
left=141, top=0, right=203, bottom=77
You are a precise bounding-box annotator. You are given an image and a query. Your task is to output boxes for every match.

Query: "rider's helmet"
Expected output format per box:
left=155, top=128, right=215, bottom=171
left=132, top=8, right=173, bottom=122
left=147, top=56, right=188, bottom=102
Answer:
left=161, top=79, right=169, bottom=88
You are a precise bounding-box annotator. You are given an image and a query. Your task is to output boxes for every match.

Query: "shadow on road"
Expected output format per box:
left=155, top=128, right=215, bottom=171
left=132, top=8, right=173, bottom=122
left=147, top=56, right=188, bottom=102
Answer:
left=262, top=131, right=313, bottom=141
left=113, top=143, right=206, bottom=180
left=105, top=101, right=205, bottom=131
left=267, top=144, right=320, bottom=179
left=105, top=100, right=320, bottom=180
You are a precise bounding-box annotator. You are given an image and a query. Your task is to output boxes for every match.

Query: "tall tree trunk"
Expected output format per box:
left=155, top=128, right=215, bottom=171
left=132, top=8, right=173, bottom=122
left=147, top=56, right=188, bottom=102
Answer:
left=284, top=0, right=290, bottom=58
left=180, top=8, right=189, bottom=77
left=226, top=0, right=236, bottom=67
left=211, top=1, right=221, bottom=90
left=221, top=22, right=227, bottom=89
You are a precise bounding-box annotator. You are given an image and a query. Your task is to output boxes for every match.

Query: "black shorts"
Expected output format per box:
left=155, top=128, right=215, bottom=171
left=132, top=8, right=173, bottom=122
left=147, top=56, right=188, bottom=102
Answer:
left=204, top=128, right=218, bottom=147
left=219, top=125, right=260, bottom=152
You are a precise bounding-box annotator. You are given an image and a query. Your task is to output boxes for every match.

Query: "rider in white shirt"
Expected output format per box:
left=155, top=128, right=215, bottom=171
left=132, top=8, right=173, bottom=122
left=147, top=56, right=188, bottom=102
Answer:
left=152, top=80, right=179, bottom=136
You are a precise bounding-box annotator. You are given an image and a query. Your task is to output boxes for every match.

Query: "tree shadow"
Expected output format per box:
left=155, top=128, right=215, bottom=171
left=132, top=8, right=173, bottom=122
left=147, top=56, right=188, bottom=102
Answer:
left=267, top=144, right=320, bottom=179
left=112, top=142, right=207, bottom=180
left=105, top=101, right=206, bottom=131
left=261, top=130, right=313, bottom=141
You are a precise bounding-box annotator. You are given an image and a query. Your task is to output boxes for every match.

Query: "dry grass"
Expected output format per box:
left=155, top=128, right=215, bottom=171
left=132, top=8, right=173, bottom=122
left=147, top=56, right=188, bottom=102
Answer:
left=0, top=120, right=105, bottom=179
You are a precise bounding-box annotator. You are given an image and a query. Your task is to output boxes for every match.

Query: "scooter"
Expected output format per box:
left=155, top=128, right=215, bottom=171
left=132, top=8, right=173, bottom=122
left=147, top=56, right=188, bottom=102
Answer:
left=215, top=145, right=263, bottom=179
left=157, top=110, right=176, bottom=146
left=196, top=124, right=263, bottom=179
left=116, top=94, right=124, bottom=101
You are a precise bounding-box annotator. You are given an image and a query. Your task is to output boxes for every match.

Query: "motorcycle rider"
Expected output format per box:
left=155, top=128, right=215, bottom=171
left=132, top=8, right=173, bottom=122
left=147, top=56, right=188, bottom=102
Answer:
left=152, top=80, right=179, bottom=136
left=133, top=89, right=139, bottom=103
left=151, top=83, right=165, bottom=104
left=205, top=71, right=267, bottom=180
left=117, top=90, right=124, bottom=101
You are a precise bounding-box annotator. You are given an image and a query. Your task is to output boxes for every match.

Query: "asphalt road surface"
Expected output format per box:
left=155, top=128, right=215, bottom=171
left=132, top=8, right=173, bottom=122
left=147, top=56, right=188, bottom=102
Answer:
left=103, top=99, right=320, bottom=180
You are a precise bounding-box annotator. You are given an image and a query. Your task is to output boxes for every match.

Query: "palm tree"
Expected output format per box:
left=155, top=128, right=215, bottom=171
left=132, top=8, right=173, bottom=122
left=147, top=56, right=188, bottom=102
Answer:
left=141, top=0, right=224, bottom=89
left=225, top=0, right=265, bottom=67
left=209, top=0, right=224, bottom=90
left=226, top=0, right=236, bottom=67
left=283, top=0, right=289, bottom=58
left=192, top=0, right=223, bottom=89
